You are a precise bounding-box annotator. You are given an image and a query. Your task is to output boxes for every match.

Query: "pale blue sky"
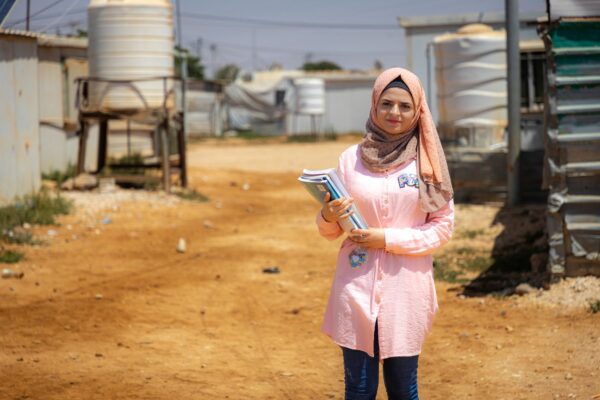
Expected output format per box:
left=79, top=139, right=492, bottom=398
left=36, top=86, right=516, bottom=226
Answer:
left=4, top=0, right=546, bottom=77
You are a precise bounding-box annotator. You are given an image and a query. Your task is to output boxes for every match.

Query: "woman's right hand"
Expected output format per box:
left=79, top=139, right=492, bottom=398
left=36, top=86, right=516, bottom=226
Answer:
left=321, top=192, right=354, bottom=223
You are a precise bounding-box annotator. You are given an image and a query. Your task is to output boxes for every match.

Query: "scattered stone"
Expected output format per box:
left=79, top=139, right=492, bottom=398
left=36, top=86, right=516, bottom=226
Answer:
left=47, top=229, right=58, bottom=237
left=16, top=357, right=23, bottom=362
left=229, top=181, right=238, bottom=187
left=499, top=310, right=507, bottom=317
left=459, top=332, right=470, bottom=339
left=515, top=283, right=535, bottom=296
left=95, top=353, right=103, bottom=358
left=176, top=238, right=187, bottom=253
left=203, top=220, right=214, bottom=229
left=495, top=344, right=503, bottom=350
left=242, top=182, right=251, bottom=191
left=565, top=372, right=573, bottom=380
left=22, top=223, right=31, bottom=230
left=280, top=371, right=294, bottom=377
left=98, top=177, right=117, bottom=194
left=101, top=217, right=112, bottom=225
left=262, top=266, right=281, bottom=274
left=74, top=173, right=99, bottom=190
left=95, top=293, right=103, bottom=300
left=505, top=325, right=514, bottom=333
left=214, top=200, right=223, bottom=209
left=2, top=268, right=24, bottom=279
left=42, top=179, right=57, bottom=190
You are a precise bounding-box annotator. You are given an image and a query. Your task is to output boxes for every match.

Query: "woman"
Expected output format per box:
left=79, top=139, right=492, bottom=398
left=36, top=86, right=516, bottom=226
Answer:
left=316, top=67, right=454, bottom=400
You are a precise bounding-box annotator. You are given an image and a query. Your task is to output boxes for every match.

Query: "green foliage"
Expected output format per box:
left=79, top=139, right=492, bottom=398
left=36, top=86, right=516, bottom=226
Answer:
left=42, top=164, right=76, bottom=185
left=214, top=64, right=240, bottom=83
left=459, top=229, right=486, bottom=239
left=108, top=153, right=146, bottom=176
left=175, top=189, right=209, bottom=203
left=589, top=300, right=600, bottom=314
left=433, top=259, right=468, bottom=284
left=0, top=191, right=72, bottom=233
left=302, top=60, right=342, bottom=71
left=0, top=249, right=24, bottom=264
left=175, top=46, right=205, bottom=80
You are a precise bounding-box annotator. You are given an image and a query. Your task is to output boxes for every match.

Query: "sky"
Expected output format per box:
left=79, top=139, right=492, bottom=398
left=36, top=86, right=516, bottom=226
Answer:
left=3, top=0, right=547, bottom=78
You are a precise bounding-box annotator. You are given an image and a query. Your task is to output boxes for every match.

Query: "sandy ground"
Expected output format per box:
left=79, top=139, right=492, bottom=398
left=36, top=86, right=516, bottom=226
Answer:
left=1, top=138, right=599, bottom=400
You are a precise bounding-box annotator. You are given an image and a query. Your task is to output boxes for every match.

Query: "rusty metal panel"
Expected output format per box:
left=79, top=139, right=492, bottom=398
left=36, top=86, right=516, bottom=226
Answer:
left=0, top=34, right=40, bottom=204
left=541, top=18, right=600, bottom=276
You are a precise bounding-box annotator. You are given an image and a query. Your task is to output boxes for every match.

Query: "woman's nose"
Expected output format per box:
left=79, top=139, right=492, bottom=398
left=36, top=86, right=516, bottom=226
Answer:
left=390, top=104, right=401, bottom=115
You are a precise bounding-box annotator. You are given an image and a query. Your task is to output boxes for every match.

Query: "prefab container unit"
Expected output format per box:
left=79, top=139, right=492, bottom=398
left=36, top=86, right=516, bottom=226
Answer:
left=540, top=17, right=600, bottom=277
left=0, top=30, right=41, bottom=205
left=36, top=35, right=98, bottom=175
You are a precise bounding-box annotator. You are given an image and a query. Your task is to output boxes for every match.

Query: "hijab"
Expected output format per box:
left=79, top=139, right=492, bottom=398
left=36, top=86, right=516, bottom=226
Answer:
left=359, top=67, right=453, bottom=213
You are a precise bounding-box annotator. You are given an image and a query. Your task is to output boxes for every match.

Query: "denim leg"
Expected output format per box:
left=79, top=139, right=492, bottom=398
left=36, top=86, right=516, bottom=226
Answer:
left=341, top=346, right=379, bottom=400
left=382, top=355, right=419, bottom=400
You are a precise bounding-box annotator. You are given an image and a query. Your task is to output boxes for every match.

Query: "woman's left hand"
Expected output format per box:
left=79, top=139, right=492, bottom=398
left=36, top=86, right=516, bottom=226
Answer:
left=348, top=228, right=386, bottom=249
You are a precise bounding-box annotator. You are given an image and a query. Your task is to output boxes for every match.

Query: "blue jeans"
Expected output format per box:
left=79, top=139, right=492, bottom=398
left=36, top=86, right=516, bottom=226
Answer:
left=341, top=323, right=419, bottom=400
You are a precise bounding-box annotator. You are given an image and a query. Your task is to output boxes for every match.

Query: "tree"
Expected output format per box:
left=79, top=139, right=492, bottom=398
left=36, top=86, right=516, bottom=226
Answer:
left=214, top=64, right=240, bottom=83
left=174, top=46, right=205, bottom=80
left=301, top=60, right=342, bottom=71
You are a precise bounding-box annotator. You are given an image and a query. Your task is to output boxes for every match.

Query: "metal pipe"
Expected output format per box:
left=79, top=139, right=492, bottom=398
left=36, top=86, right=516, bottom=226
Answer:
left=506, top=0, right=521, bottom=206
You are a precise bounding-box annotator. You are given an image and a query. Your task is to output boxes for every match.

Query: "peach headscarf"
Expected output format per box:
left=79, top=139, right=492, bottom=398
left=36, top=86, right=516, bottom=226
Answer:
left=360, top=67, right=453, bottom=212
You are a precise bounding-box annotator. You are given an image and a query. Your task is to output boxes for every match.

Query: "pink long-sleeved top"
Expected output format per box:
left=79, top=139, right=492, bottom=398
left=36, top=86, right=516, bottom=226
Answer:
left=316, top=144, right=454, bottom=360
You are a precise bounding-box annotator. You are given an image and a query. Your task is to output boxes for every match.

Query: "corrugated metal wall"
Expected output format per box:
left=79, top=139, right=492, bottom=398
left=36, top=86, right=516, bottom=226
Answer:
left=541, top=18, right=600, bottom=276
left=38, top=44, right=98, bottom=175
left=0, top=33, right=41, bottom=204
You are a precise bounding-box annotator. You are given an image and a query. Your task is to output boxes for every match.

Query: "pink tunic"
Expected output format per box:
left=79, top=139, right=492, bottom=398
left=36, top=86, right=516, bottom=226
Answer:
left=317, top=144, right=454, bottom=359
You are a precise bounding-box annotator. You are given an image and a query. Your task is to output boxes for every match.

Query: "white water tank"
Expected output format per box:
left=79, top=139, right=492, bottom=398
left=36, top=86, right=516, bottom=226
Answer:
left=294, top=78, right=325, bottom=115
left=87, top=0, right=174, bottom=112
left=433, top=24, right=507, bottom=145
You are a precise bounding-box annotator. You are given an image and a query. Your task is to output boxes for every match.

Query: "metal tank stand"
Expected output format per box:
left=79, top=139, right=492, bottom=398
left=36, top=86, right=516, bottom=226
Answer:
left=74, top=76, right=187, bottom=193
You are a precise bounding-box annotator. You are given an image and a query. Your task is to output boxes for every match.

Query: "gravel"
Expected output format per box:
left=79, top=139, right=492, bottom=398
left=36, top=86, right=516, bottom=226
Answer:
left=517, top=277, right=600, bottom=311
left=62, top=189, right=180, bottom=215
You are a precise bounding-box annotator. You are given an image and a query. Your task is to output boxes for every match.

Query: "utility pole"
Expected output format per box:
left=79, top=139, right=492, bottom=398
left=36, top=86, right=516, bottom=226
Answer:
left=506, top=0, right=521, bottom=206
left=25, top=0, right=30, bottom=31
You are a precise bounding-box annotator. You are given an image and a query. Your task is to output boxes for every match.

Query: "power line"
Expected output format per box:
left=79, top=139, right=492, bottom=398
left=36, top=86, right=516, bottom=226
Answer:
left=40, top=0, right=81, bottom=32
left=7, top=0, right=66, bottom=26
left=213, top=40, right=404, bottom=56
left=182, top=12, right=399, bottom=30
left=4, top=6, right=85, bottom=27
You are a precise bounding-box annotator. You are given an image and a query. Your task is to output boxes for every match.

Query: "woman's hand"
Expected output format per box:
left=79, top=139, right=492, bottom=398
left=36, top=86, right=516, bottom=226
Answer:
left=349, top=228, right=386, bottom=249
left=321, top=192, right=354, bottom=223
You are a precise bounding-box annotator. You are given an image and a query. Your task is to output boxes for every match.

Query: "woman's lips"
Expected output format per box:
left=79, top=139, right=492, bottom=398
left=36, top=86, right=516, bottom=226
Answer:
left=386, top=119, right=401, bottom=124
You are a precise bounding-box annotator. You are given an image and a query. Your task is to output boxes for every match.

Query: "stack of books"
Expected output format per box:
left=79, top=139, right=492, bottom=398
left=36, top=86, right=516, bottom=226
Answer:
left=298, top=168, right=368, bottom=232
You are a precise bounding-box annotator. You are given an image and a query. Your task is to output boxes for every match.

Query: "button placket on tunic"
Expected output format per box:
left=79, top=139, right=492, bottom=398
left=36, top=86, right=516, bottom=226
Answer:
left=317, top=144, right=454, bottom=360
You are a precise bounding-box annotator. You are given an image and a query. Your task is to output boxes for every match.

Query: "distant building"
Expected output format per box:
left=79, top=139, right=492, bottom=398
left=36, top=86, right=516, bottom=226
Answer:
left=225, top=69, right=380, bottom=136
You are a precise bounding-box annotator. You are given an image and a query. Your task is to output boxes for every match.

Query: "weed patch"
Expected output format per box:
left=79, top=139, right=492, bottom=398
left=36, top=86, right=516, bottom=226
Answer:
left=589, top=300, right=600, bottom=314
left=0, top=248, right=24, bottom=264
left=175, top=189, right=209, bottom=202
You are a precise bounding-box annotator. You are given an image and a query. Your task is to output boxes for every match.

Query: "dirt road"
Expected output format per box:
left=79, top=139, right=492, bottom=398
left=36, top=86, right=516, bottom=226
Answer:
left=1, top=139, right=598, bottom=399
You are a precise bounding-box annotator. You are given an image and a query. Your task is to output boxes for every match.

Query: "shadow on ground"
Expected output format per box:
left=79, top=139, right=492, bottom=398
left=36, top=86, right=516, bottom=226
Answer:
left=462, top=204, right=551, bottom=297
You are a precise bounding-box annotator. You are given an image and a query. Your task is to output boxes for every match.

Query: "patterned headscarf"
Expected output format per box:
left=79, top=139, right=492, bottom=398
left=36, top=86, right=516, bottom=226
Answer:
left=359, top=67, right=453, bottom=213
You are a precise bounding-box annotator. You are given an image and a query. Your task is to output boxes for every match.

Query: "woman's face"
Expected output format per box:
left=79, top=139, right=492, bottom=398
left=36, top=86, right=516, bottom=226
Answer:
left=374, top=87, right=416, bottom=135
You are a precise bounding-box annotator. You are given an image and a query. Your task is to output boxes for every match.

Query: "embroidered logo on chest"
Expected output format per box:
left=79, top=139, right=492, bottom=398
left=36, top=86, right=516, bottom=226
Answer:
left=349, top=247, right=368, bottom=269
left=398, top=173, right=419, bottom=189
